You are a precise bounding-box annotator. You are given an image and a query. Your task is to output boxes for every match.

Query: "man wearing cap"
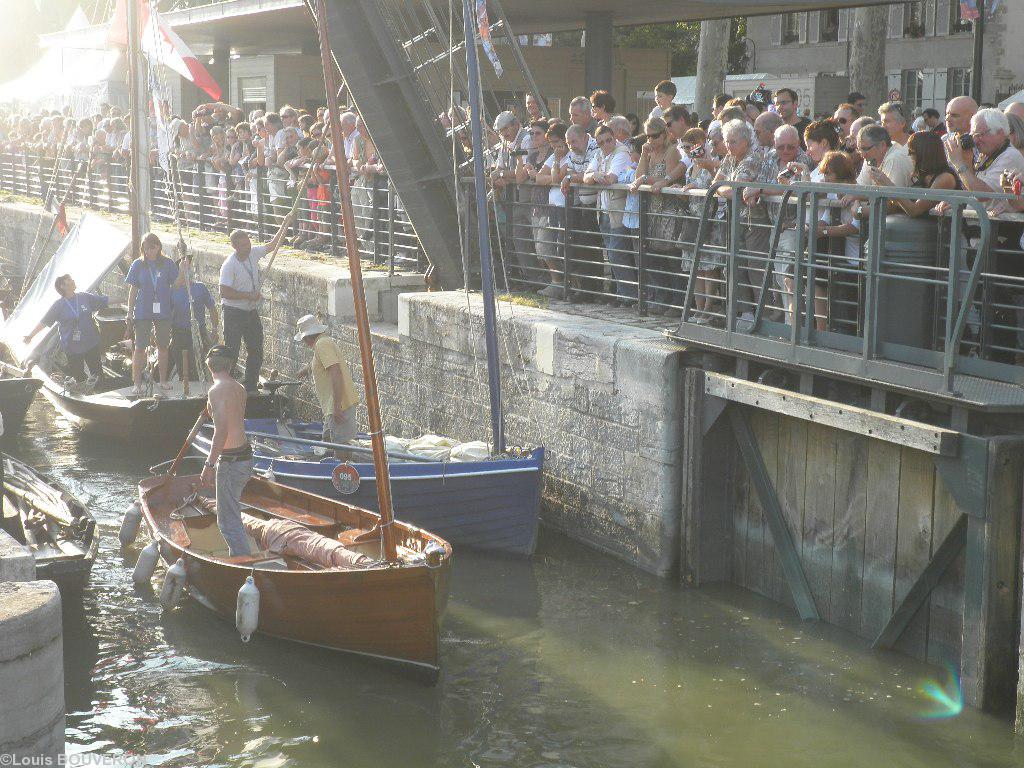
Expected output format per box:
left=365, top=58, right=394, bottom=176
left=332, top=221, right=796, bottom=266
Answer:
left=490, top=111, right=533, bottom=287
left=490, top=110, right=526, bottom=187
left=200, top=344, right=253, bottom=557
left=295, top=315, right=360, bottom=445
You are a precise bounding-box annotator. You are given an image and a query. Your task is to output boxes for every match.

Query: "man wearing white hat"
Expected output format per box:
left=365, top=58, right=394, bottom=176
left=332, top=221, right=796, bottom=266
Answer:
left=295, top=315, right=360, bottom=445
left=490, top=110, right=526, bottom=186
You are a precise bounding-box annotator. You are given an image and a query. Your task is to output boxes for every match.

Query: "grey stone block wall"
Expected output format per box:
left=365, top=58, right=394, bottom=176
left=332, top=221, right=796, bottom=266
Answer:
left=0, top=202, right=688, bottom=576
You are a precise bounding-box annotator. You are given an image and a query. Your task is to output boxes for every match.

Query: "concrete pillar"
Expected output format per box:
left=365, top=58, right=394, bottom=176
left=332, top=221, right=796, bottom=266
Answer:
left=694, top=19, right=731, bottom=119
left=584, top=12, right=614, bottom=95
left=0, top=581, right=64, bottom=760
left=849, top=5, right=888, bottom=114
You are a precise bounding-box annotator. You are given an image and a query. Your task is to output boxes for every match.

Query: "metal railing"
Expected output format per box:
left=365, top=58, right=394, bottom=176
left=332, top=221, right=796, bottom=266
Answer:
left=477, top=178, right=1024, bottom=402
left=0, top=152, right=427, bottom=274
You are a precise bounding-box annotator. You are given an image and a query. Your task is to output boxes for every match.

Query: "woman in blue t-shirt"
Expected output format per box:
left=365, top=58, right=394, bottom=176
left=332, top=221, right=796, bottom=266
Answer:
left=168, top=254, right=219, bottom=381
left=23, top=274, right=109, bottom=384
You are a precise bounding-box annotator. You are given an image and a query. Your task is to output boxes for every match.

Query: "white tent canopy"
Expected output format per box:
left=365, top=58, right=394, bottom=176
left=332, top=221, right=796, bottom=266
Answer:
left=0, top=7, right=122, bottom=114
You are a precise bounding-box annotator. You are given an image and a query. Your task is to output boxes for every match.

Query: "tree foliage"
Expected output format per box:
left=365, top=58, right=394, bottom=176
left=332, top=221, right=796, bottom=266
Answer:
left=614, top=18, right=749, bottom=77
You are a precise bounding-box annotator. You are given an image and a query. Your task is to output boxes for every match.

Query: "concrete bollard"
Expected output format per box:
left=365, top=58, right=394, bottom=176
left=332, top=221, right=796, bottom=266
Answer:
left=0, top=528, right=35, bottom=582
left=0, top=581, right=64, bottom=759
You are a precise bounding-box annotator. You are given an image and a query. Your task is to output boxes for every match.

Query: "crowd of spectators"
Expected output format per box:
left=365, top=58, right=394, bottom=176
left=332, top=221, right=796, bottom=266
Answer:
left=484, top=79, right=1024, bottom=336
left=5, top=77, right=1024, bottom=341
left=0, top=99, right=385, bottom=250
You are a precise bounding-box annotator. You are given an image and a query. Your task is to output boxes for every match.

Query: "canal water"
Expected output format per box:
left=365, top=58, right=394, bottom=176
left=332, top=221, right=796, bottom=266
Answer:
left=8, top=401, right=1024, bottom=768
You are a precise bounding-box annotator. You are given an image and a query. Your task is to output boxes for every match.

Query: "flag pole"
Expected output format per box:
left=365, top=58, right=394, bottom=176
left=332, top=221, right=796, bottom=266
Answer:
left=125, top=0, right=150, bottom=257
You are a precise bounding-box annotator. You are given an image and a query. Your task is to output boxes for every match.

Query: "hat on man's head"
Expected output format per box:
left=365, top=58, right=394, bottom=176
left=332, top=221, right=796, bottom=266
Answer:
left=493, top=111, right=516, bottom=131
left=294, top=314, right=329, bottom=342
left=205, top=344, right=236, bottom=361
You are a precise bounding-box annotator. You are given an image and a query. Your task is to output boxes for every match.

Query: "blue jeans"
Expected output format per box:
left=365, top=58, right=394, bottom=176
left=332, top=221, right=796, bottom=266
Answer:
left=216, top=458, right=253, bottom=556
left=599, top=215, right=636, bottom=300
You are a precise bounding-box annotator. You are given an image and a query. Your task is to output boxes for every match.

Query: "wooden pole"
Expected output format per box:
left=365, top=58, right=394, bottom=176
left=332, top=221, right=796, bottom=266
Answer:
left=310, top=0, right=397, bottom=562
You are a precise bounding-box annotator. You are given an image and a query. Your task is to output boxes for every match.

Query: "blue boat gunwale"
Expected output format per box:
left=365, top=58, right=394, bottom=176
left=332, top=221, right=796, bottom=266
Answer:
left=191, top=418, right=545, bottom=482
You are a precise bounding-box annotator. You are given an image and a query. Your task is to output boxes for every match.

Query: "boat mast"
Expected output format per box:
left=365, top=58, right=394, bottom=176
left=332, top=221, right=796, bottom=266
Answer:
left=310, top=0, right=397, bottom=563
left=461, top=0, right=505, bottom=455
left=125, top=0, right=151, bottom=259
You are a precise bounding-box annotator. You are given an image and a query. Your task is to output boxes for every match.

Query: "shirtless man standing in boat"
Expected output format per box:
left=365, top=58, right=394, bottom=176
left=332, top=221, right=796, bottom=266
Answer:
left=199, top=344, right=252, bottom=557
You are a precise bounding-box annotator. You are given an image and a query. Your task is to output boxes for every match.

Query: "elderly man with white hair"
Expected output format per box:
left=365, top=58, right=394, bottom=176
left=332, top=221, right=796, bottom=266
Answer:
left=944, top=107, right=1024, bottom=195
left=607, top=115, right=633, bottom=145
left=711, top=119, right=768, bottom=325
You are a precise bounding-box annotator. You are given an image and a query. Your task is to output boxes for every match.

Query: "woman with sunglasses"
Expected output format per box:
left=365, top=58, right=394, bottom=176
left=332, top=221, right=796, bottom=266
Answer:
left=628, top=117, right=683, bottom=315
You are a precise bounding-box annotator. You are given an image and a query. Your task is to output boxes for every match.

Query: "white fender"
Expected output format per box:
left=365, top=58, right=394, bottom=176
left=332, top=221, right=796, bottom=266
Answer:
left=235, top=575, right=260, bottom=643
left=132, top=541, right=160, bottom=586
left=119, top=502, right=143, bottom=546
left=160, top=557, right=187, bottom=609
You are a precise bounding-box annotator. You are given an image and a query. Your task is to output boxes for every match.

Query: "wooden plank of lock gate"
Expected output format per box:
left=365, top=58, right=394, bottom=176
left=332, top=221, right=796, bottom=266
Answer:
left=749, top=411, right=780, bottom=600
left=893, top=446, right=936, bottom=659
left=926, top=475, right=965, bottom=668
left=802, top=421, right=838, bottom=623
left=829, top=431, right=869, bottom=636
left=774, top=414, right=808, bottom=613
left=861, top=440, right=902, bottom=641
left=703, top=372, right=959, bottom=456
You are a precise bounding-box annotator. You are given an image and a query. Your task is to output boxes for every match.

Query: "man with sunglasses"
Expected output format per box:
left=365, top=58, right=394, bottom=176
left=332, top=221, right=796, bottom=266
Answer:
left=855, top=124, right=912, bottom=188
left=833, top=104, right=856, bottom=140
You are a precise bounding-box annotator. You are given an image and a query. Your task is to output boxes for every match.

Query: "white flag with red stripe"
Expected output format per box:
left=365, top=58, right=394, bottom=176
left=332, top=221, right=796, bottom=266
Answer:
left=108, top=0, right=221, bottom=101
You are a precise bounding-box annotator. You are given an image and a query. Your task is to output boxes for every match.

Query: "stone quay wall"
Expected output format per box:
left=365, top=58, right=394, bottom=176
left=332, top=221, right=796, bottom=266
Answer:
left=0, top=202, right=687, bottom=575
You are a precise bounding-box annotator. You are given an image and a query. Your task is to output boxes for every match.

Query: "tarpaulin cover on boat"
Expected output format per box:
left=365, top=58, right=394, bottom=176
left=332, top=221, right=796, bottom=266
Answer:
left=1, top=213, right=129, bottom=366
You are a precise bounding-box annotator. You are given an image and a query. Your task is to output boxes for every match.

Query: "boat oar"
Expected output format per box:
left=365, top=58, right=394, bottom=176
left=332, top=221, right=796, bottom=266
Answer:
left=263, top=150, right=325, bottom=275
left=244, top=429, right=435, bottom=463
left=150, top=408, right=210, bottom=493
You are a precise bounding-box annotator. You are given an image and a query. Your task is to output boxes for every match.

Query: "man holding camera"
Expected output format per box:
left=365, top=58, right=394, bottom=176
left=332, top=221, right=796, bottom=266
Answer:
left=490, top=111, right=531, bottom=287
left=943, top=108, right=1024, bottom=196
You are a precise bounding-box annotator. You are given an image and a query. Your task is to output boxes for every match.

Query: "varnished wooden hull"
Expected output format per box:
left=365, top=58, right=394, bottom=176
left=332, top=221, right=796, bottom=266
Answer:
left=35, top=367, right=277, bottom=443
left=138, top=474, right=451, bottom=672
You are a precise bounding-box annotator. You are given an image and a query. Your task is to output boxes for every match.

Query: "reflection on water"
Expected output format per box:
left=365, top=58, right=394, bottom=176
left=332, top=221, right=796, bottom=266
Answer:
left=7, top=401, right=1021, bottom=767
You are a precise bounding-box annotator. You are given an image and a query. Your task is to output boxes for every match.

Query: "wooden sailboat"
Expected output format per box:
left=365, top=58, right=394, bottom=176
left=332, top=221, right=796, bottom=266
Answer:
left=138, top=467, right=450, bottom=671
left=1, top=454, right=97, bottom=589
left=136, top=0, right=452, bottom=674
left=189, top=0, right=546, bottom=555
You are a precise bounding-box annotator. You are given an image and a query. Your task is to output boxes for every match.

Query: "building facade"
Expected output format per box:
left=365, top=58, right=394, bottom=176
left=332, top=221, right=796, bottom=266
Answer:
left=748, top=0, right=1024, bottom=112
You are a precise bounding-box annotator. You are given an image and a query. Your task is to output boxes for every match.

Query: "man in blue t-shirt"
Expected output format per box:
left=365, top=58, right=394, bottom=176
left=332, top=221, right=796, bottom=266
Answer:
left=125, top=233, right=178, bottom=395
left=168, top=254, right=219, bottom=381
left=23, top=274, right=109, bottom=384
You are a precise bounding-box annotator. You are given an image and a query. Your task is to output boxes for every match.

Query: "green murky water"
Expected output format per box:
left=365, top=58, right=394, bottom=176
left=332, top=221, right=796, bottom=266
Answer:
left=8, top=401, right=1023, bottom=767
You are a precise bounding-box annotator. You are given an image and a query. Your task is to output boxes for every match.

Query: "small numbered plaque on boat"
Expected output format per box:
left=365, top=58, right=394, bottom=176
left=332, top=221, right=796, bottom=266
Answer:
left=332, top=463, right=360, bottom=494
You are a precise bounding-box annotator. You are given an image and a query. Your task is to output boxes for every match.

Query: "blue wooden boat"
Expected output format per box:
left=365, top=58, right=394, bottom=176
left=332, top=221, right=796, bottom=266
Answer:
left=192, top=419, right=544, bottom=556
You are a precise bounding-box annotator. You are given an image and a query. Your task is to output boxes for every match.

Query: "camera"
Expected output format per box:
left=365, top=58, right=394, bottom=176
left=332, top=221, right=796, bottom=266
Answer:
left=959, top=133, right=975, bottom=151
left=689, top=145, right=706, bottom=159
left=510, top=149, right=529, bottom=157
left=779, top=167, right=797, bottom=180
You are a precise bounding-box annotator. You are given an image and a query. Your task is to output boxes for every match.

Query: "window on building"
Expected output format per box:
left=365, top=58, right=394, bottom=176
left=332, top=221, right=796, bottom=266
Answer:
left=820, top=9, right=840, bottom=42
left=903, top=1, right=926, bottom=37
left=901, top=70, right=924, bottom=110
left=781, top=13, right=801, bottom=45
left=239, top=76, right=267, bottom=115
left=950, top=2, right=973, bottom=34
left=947, top=67, right=971, bottom=99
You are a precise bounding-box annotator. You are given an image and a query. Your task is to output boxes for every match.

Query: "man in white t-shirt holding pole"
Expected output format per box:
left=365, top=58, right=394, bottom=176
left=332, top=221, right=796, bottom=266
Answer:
left=219, top=219, right=291, bottom=391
